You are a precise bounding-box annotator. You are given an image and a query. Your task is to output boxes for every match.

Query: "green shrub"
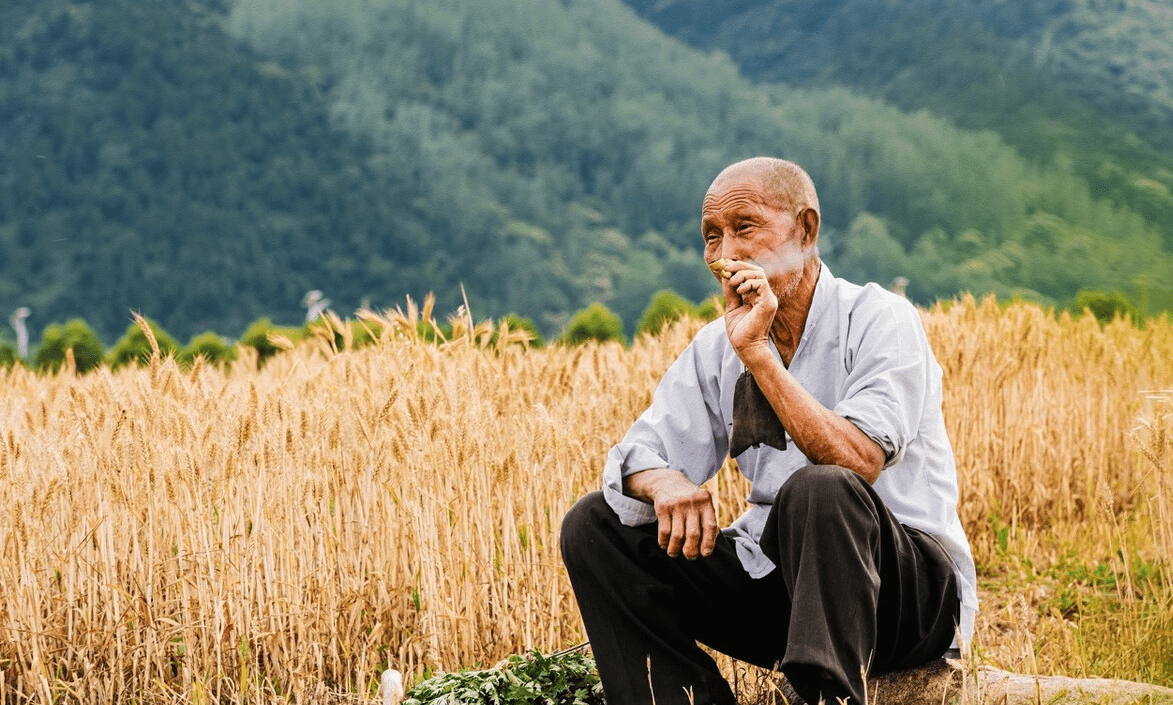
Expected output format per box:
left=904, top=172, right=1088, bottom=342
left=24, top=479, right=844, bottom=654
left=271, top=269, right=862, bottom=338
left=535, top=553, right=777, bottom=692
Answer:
left=695, top=294, right=723, bottom=322
left=301, top=316, right=388, bottom=351
left=107, top=318, right=181, bottom=369
left=492, top=313, right=544, bottom=347
left=35, top=319, right=106, bottom=374
left=403, top=648, right=603, bottom=705
left=350, top=318, right=386, bottom=349
left=0, top=340, right=19, bottom=369
left=636, top=289, right=697, bottom=336
left=563, top=303, right=624, bottom=345
left=412, top=319, right=453, bottom=344
left=304, top=317, right=345, bottom=351
left=177, top=331, right=237, bottom=368
left=1073, top=289, right=1138, bottom=323
left=239, top=317, right=304, bottom=365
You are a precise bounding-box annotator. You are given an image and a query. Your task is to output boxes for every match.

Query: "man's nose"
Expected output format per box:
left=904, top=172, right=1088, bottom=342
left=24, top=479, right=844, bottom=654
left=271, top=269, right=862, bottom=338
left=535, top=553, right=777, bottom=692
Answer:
left=720, top=238, right=740, bottom=262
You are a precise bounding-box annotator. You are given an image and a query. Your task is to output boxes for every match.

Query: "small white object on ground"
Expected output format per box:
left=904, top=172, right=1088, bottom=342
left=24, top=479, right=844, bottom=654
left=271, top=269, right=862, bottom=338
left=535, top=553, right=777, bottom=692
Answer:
left=378, top=669, right=404, bottom=705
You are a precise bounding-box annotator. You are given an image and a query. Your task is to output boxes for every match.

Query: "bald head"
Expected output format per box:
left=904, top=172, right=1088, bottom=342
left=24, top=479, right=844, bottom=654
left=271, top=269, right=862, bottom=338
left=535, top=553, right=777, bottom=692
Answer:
left=708, top=157, right=820, bottom=218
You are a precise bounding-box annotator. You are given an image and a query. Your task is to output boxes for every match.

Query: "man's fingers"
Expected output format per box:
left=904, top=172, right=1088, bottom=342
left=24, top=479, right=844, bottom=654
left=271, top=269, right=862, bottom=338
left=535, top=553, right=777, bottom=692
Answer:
left=664, top=504, right=719, bottom=560
left=700, top=504, right=719, bottom=558
left=656, top=500, right=686, bottom=556
left=666, top=513, right=686, bottom=557
left=648, top=478, right=716, bottom=559
left=682, top=511, right=701, bottom=559
left=655, top=504, right=672, bottom=550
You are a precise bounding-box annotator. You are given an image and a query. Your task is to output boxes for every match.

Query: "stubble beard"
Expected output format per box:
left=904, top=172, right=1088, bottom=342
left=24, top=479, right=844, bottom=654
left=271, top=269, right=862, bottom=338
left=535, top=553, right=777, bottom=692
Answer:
left=770, top=253, right=809, bottom=304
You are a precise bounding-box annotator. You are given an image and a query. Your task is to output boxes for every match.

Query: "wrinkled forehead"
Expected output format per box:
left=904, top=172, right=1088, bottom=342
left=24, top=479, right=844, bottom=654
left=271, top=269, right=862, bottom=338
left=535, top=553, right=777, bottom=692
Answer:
left=704, top=158, right=817, bottom=217
left=702, top=170, right=785, bottom=217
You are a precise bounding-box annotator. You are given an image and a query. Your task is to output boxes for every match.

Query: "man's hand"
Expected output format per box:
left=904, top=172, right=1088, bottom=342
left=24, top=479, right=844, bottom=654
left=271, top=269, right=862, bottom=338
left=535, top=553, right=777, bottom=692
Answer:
left=623, top=468, right=718, bottom=559
left=721, top=260, right=777, bottom=361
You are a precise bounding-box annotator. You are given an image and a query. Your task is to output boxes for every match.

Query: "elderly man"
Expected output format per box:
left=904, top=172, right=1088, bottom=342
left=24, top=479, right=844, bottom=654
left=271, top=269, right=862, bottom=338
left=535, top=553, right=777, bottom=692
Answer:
left=560, top=158, right=977, bottom=705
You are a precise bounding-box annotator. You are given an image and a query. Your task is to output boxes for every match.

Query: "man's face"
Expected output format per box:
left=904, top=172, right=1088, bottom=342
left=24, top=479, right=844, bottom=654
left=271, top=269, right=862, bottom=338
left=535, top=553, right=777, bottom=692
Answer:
left=701, top=174, right=808, bottom=302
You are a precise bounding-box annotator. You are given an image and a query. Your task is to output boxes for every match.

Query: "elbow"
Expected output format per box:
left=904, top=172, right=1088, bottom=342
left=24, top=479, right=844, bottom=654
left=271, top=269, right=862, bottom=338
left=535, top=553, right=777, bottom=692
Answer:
left=822, top=450, right=882, bottom=485
left=855, top=439, right=886, bottom=485
left=857, top=461, right=882, bottom=485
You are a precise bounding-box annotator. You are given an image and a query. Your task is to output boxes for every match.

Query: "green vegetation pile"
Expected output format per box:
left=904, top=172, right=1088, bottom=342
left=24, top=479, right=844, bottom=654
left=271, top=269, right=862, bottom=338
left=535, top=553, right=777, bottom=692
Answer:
left=402, top=649, right=603, bottom=705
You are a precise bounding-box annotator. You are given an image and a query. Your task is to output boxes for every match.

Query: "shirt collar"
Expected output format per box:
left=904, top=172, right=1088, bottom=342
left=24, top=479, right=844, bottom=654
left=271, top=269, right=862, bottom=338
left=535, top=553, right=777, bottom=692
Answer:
left=790, top=262, right=835, bottom=363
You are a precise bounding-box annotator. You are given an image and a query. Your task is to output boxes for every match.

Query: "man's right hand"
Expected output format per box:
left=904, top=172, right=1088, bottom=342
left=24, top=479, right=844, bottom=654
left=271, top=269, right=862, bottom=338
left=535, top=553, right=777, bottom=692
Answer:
left=623, top=468, right=719, bottom=559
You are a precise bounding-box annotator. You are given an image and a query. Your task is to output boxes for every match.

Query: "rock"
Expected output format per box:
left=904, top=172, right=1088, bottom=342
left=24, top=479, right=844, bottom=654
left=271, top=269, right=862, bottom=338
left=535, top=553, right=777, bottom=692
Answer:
left=767, top=659, right=1173, bottom=704
left=867, top=658, right=963, bottom=704
left=970, top=665, right=1173, bottom=705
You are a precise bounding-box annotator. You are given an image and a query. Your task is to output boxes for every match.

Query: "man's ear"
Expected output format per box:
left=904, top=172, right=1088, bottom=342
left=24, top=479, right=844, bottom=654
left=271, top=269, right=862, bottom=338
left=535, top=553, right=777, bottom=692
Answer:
left=799, top=208, right=820, bottom=246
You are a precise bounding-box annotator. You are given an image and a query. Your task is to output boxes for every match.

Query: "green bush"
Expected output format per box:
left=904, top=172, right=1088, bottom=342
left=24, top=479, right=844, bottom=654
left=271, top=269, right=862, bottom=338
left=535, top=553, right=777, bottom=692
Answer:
left=239, top=317, right=304, bottom=365
left=695, top=294, right=723, bottom=322
left=35, top=319, right=106, bottom=374
left=177, top=331, right=237, bottom=368
left=563, top=303, right=625, bottom=345
left=493, top=313, right=544, bottom=347
left=0, top=340, right=19, bottom=369
left=350, top=318, right=386, bottom=349
left=403, top=648, right=603, bottom=705
left=304, top=317, right=345, bottom=351
left=1073, top=289, right=1138, bottom=323
left=107, top=318, right=181, bottom=369
left=411, top=319, right=453, bottom=344
left=636, top=289, right=697, bottom=336
left=302, top=316, right=388, bottom=351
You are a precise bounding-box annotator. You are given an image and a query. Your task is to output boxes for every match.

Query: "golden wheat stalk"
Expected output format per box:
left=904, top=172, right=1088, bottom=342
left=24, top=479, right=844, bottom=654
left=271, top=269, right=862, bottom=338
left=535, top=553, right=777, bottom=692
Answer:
left=0, top=300, right=1170, bottom=703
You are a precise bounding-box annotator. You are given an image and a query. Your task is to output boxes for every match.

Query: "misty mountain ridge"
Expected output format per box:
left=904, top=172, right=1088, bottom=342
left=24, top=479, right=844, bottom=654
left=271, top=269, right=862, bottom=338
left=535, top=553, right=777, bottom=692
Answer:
left=1, top=0, right=1170, bottom=346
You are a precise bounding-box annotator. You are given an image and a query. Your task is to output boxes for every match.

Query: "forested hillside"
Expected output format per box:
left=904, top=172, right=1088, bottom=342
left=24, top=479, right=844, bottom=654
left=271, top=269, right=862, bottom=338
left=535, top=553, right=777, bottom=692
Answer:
left=2, top=0, right=1171, bottom=346
left=623, top=0, right=1173, bottom=252
left=0, top=0, right=417, bottom=341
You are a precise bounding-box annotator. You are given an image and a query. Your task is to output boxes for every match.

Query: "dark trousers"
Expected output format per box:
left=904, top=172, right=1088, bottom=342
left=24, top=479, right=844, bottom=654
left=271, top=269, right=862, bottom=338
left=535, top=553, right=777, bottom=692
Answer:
left=560, top=466, right=959, bottom=705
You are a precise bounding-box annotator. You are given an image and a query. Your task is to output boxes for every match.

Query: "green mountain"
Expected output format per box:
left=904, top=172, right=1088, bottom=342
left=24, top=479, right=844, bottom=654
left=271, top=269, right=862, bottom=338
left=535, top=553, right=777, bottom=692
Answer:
left=0, top=0, right=419, bottom=342
left=622, top=0, right=1173, bottom=251
left=2, top=0, right=1171, bottom=346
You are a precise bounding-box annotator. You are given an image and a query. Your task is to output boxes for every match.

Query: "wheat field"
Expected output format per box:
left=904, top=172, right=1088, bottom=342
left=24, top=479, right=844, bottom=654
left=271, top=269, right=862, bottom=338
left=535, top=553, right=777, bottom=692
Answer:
left=1, top=296, right=1171, bottom=704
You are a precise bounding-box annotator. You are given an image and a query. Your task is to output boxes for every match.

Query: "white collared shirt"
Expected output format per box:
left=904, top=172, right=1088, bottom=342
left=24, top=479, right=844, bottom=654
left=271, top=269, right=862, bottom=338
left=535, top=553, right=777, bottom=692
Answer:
left=602, top=264, right=978, bottom=648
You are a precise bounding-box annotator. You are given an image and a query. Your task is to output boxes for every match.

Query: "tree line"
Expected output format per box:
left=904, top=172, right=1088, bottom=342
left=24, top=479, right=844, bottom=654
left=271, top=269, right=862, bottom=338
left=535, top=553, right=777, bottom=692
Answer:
left=0, top=288, right=729, bottom=373
left=3, top=283, right=1147, bottom=375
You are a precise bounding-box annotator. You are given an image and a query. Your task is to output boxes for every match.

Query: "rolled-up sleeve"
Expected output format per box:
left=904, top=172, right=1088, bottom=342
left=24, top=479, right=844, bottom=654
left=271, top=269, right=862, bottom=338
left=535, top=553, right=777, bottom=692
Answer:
left=834, top=293, right=930, bottom=469
left=602, top=332, right=728, bottom=526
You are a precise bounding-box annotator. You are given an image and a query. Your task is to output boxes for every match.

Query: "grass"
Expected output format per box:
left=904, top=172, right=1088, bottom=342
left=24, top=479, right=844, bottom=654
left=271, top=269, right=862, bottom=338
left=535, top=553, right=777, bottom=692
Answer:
left=0, top=296, right=1170, bottom=703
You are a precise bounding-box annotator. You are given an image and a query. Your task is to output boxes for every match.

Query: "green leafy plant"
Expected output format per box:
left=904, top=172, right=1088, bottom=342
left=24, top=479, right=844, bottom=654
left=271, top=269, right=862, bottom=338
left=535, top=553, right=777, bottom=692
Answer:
left=34, top=319, right=106, bottom=374
left=636, top=289, right=697, bottom=337
left=563, top=304, right=624, bottom=346
left=491, top=314, right=544, bottom=348
left=694, top=295, right=723, bottom=322
left=1073, top=289, right=1138, bottom=323
left=239, top=317, right=304, bottom=366
left=107, top=317, right=181, bottom=369
left=402, top=648, right=603, bottom=705
left=0, top=339, right=19, bottom=368
left=177, top=331, right=237, bottom=368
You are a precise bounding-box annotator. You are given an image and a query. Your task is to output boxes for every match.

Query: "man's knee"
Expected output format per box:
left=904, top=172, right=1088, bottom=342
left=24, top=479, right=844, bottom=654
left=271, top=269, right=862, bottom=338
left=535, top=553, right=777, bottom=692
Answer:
left=775, top=465, right=876, bottom=522
left=777, top=464, right=863, bottom=501
left=559, top=491, right=614, bottom=565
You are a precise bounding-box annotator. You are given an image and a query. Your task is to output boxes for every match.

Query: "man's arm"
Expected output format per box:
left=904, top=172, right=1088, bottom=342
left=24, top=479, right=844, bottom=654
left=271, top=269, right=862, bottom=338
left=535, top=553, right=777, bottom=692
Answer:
left=623, top=467, right=719, bottom=559
left=601, top=326, right=728, bottom=559
left=740, top=349, right=885, bottom=483
left=723, top=260, right=885, bottom=483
